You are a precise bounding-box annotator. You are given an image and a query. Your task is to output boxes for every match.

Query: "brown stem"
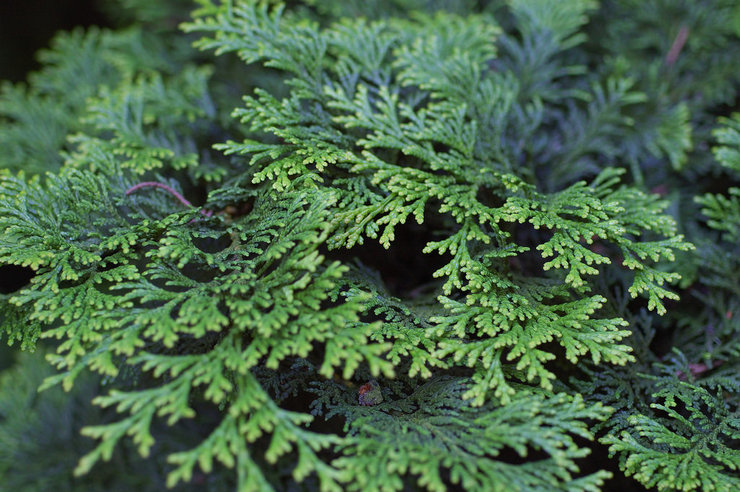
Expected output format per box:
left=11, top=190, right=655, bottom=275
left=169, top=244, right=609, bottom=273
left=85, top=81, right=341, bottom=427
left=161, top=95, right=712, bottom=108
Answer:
left=665, top=25, right=689, bottom=66
left=125, top=181, right=214, bottom=219
left=125, top=181, right=193, bottom=207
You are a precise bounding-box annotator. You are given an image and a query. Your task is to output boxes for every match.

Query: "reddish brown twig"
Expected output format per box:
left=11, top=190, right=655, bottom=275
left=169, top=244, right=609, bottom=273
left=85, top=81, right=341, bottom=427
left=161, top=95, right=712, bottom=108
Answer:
left=125, top=181, right=212, bottom=218
left=677, top=359, right=723, bottom=380
left=666, top=25, right=689, bottom=66
left=125, top=181, right=193, bottom=207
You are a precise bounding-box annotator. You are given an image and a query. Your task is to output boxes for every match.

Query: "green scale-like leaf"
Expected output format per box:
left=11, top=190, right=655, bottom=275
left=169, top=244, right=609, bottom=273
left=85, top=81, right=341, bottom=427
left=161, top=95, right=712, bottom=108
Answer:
left=2, top=0, right=725, bottom=490
left=185, top=1, right=691, bottom=404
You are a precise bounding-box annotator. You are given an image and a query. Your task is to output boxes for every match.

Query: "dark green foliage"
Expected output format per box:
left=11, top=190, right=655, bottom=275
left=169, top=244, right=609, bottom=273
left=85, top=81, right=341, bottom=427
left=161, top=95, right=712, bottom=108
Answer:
left=0, top=27, right=179, bottom=175
left=0, top=350, right=167, bottom=491
left=0, top=1, right=738, bottom=491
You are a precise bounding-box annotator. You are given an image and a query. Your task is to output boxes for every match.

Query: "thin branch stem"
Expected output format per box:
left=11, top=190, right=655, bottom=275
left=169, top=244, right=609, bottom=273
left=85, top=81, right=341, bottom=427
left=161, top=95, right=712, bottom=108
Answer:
left=125, top=181, right=193, bottom=207
left=666, top=25, right=689, bottom=66
left=125, top=181, right=214, bottom=219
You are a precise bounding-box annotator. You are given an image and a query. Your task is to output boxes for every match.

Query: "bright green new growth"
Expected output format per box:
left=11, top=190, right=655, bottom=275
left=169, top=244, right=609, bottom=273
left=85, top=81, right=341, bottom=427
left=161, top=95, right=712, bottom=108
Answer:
left=1, top=0, right=737, bottom=491
left=185, top=0, right=692, bottom=405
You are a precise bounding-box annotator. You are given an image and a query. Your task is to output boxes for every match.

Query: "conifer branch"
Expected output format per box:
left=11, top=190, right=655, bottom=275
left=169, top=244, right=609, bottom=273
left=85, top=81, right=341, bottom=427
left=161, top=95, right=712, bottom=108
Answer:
left=2, top=1, right=739, bottom=490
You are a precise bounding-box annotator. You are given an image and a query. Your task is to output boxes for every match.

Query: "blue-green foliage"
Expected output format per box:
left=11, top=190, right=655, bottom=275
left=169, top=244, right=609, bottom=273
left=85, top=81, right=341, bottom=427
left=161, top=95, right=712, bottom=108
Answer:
left=0, top=27, right=178, bottom=175
left=573, top=110, right=740, bottom=492
left=0, top=0, right=737, bottom=491
left=0, top=350, right=166, bottom=491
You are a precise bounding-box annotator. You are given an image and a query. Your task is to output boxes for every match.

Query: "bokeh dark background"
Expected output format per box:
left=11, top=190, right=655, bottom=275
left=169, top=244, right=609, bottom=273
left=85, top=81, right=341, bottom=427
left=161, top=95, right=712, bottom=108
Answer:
left=0, top=0, right=107, bottom=82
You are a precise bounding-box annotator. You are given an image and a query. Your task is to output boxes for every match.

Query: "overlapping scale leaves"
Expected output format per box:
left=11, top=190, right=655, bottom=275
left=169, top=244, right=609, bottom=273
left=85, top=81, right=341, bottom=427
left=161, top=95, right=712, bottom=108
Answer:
left=0, top=0, right=715, bottom=491
left=184, top=0, right=691, bottom=405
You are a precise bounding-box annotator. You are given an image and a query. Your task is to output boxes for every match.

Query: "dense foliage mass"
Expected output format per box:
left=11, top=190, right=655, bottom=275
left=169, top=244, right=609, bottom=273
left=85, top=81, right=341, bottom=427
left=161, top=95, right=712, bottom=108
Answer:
left=1, top=1, right=739, bottom=491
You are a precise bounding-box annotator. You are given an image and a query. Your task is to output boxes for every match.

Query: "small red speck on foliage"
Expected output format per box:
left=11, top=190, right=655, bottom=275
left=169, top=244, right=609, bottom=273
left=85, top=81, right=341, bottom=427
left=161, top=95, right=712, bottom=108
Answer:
left=358, top=380, right=383, bottom=406
left=650, top=184, right=669, bottom=197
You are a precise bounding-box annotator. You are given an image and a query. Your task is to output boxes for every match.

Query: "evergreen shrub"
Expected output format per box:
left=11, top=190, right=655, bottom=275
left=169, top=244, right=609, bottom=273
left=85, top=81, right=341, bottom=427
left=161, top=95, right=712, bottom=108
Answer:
left=1, top=1, right=739, bottom=490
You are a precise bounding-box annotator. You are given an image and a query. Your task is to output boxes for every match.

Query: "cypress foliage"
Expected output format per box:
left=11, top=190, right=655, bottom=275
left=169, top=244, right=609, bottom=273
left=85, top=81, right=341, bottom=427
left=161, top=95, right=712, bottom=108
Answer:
left=0, top=1, right=738, bottom=490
